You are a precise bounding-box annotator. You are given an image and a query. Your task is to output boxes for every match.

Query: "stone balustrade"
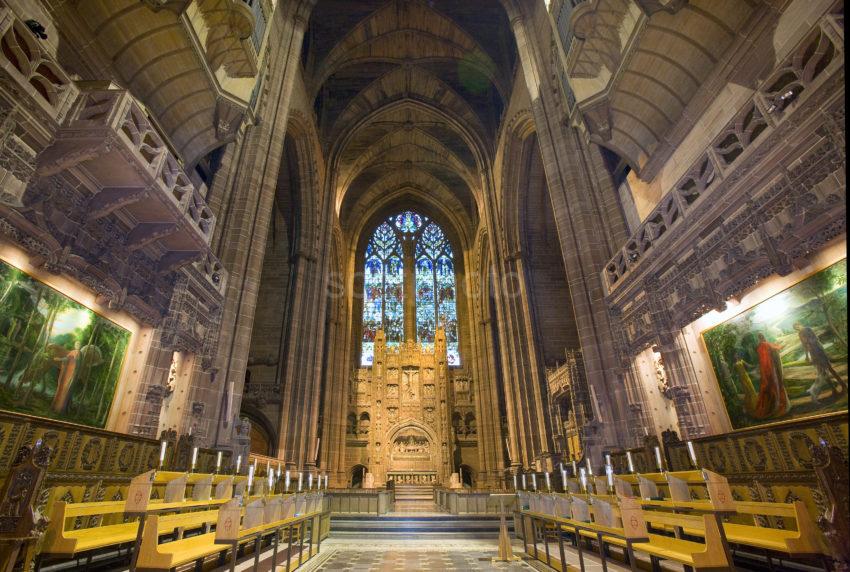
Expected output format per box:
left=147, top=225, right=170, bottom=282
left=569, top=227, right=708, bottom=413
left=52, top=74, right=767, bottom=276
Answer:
left=0, top=8, right=78, bottom=205
left=0, top=9, right=77, bottom=123
left=40, top=87, right=216, bottom=253
left=603, top=15, right=844, bottom=294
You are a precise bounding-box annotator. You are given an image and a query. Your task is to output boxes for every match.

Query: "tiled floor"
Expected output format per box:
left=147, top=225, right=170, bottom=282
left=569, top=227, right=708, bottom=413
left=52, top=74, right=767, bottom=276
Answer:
left=299, top=538, right=634, bottom=572
left=314, top=550, right=531, bottom=571
left=310, top=545, right=533, bottom=571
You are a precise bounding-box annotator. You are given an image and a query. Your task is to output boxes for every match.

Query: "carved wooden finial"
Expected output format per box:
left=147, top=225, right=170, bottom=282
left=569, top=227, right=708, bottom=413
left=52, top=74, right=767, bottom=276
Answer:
left=0, top=440, right=53, bottom=570
left=810, top=441, right=850, bottom=571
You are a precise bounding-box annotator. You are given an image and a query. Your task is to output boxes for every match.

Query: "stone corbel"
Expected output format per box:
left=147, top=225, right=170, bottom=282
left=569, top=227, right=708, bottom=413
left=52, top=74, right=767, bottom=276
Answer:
left=146, top=384, right=171, bottom=404
left=214, top=95, right=246, bottom=142
left=142, top=0, right=192, bottom=14
left=634, top=0, right=688, bottom=16
left=757, top=225, right=795, bottom=277
left=580, top=96, right=614, bottom=142
left=291, top=248, right=318, bottom=264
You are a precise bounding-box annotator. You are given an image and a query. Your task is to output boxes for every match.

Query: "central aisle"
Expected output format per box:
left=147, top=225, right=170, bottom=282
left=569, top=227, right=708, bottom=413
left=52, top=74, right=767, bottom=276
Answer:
left=300, top=537, right=533, bottom=571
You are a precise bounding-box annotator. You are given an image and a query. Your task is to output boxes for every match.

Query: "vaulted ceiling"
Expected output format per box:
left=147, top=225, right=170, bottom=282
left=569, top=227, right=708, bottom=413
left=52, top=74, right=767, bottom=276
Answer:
left=303, top=0, right=518, bottom=233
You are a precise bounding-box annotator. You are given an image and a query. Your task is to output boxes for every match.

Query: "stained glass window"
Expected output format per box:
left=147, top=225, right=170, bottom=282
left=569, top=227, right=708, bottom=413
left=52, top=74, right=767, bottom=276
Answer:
left=361, top=212, right=460, bottom=367
left=416, top=257, right=435, bottom=345
left=394, top=211, right=423, bottom=234
left=361, top=222, right=403, bottom=366
left=416, top=222, right=460, bottom=366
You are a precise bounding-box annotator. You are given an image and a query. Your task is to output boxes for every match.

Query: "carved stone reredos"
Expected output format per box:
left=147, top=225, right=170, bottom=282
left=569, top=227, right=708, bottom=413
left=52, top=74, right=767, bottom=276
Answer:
left=347, top=329, right=475, bottom=485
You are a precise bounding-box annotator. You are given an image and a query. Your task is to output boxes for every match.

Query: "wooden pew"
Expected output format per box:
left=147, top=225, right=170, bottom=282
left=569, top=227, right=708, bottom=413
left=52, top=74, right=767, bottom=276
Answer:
left=649, top=501, right=827, bottom=560
left=40, top=470, right=241, bottom=567
left=609, top=469, right=828, bottom=565
left=135, top=495, right=323, bottom=571
left=644, top=470, right=826, bottom=559
left=520, top=495, right=731, bottom=571
left=42, top=503, right=219, bottom=557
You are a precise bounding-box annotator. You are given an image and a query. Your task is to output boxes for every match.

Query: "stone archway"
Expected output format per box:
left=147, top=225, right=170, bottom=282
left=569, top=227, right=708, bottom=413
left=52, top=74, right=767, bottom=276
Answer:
left=384, top=419, right=442, bottom=485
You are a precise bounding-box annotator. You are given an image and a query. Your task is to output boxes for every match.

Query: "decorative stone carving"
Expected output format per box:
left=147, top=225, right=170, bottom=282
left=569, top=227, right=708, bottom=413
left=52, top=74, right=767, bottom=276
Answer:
left=214, top=95, right=247, bottom=141
left=348, top=328, right=465, bottom=485
left=652, top=349, right=672, bottom=400
left=231, top=416, right=251, bottom=466
left=242, top=381, right=281, bottom=407
left=141, top=0, right=192, bottom=13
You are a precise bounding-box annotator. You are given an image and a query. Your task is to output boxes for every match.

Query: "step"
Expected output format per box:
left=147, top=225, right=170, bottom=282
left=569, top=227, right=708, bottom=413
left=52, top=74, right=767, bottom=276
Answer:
left=329, top=514, right=510, bottom=539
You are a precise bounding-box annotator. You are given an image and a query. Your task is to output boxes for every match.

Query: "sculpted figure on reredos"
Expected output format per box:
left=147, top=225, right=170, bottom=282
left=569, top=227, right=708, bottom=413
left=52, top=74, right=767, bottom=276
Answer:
left=401, top=367, right=419, bottom=401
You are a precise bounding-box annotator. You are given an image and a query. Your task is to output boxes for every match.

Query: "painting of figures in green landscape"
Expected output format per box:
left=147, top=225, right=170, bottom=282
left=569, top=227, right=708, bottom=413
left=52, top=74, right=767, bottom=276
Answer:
left=0, top=260, right=130, bottom=428
left=703, top=259, right=848, bottom=430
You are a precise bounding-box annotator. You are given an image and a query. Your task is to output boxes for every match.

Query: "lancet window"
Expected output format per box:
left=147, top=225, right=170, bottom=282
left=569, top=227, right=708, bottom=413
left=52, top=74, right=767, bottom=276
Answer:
left=361, top=211, right=459, bottom=366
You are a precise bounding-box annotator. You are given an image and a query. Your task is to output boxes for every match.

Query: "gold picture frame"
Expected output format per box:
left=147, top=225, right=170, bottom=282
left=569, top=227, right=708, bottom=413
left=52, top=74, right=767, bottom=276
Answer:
left=701, top=258, right=847, bottom=431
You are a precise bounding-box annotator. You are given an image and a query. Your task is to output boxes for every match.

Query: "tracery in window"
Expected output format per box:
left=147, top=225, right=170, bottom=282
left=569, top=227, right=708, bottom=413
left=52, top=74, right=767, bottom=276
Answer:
left=416, top=222, right=459, bottom=365
left=362, top=222, right=403, bottom=366
left=361, top=212, right=460, bottom=366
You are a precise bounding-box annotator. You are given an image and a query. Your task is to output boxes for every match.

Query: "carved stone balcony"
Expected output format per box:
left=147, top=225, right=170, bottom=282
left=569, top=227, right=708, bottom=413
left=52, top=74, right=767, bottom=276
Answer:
left=565, top=0, right=761, bottom=178
left=49, top=0, right=260, bottom=167
left=39, top=88, right=216, bottom=265
left=603, top=18, right=844, bottom=295
left=0, top=84, right=227, bottom=325
left=0, top=8, right=78, bottom=205
left=603, top=12, right=845, bottom=355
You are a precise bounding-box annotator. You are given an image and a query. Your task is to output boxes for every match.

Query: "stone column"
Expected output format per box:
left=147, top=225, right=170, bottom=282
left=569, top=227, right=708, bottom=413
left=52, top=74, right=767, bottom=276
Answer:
left=472, top=313, right=508, bottom=487
left=319, top=313, right=351, bottom=487
left=277, top=231, right=335, bottom=471
left=207, top=0, right=315, bottom=450
left=505, top=2, right=632, bottom=462
left=491, top=251, right=556, bottom=472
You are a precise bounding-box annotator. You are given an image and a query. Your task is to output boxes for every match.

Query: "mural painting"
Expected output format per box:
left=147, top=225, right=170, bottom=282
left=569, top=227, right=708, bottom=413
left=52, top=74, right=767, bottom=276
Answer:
left=0, top=260, right=130, bottom=428
left=703, top=259, right=847, bottom=429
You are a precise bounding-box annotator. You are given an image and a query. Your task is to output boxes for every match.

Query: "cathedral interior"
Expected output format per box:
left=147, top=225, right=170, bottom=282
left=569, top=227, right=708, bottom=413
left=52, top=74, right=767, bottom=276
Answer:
left=0, top=0, right=846, bottom=570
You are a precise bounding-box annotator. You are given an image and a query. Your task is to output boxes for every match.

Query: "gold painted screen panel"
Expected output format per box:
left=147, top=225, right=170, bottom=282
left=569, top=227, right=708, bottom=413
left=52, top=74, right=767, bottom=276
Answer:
left=0, top=259, right=130, bottom=429
left=702, top=259, right=847, bottom=430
